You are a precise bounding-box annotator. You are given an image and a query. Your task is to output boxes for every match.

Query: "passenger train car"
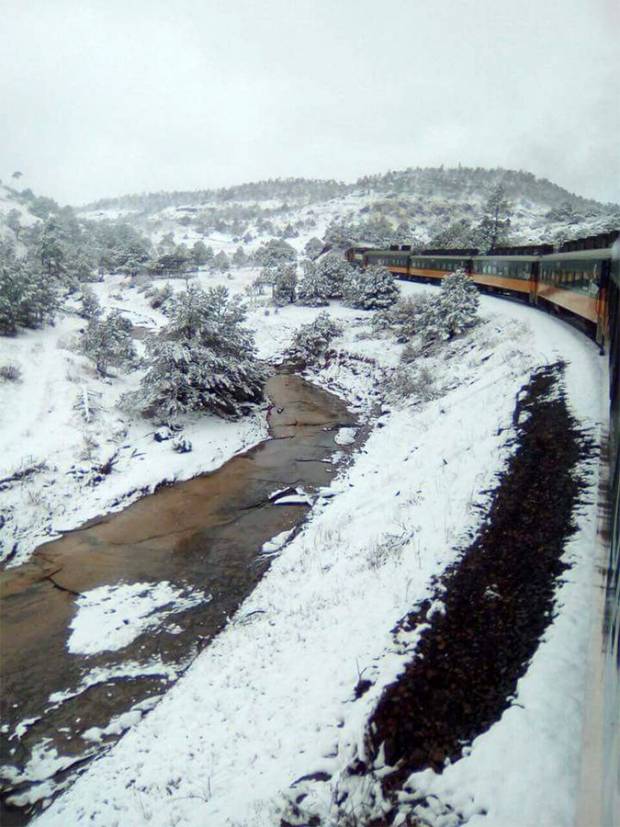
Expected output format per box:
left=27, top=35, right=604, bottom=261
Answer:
left=348, top=231, right=618, bottom=348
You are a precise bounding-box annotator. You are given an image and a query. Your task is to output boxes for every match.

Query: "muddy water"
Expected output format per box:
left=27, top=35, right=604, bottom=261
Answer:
left=0, top=375, right=355, bottom=822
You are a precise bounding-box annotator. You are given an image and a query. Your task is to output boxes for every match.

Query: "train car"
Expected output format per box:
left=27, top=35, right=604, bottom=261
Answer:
left=537, top=247, right=612, bottom=342
left=364, top=247, right=411, bottom=277
left=471, top=254, right=539, bottom=302
left=407, top=251, right=476, bottom=281
left=345, top=246, right=372, bottom=266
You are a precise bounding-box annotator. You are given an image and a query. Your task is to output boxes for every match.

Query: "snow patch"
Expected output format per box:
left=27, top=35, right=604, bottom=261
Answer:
left=68, top=581, right=209, bottom=655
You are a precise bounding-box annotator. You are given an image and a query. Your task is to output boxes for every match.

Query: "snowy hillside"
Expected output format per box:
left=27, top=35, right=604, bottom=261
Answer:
left=77, top=166, right=620, bottom=253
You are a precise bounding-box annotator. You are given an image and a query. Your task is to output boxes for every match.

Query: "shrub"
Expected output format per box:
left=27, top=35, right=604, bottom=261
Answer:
left=0, top=363, right=22, bottom=382
left=81, top=311, right=136, bottom=376
left=343, top=265, right=400, bottom=310
left=129, top=284, right=266, bottom=422
left=287, top=311, right=342, bottom=366
left=416, top=270, right=479, bottom=343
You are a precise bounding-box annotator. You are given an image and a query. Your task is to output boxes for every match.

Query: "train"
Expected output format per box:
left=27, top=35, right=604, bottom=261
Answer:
left=346, top=229, right=619, bottom=350
left=347, top=229, right=620, bottom=825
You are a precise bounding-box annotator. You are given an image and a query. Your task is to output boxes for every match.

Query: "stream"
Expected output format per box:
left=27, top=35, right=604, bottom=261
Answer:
left=0, top=374, right=356, bottom=823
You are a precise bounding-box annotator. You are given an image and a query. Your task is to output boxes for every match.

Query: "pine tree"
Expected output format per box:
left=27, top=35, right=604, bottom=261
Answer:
left=287, top=311, right=342, bottom=366
left=81, top=311, right=136, bottom=376
left=272, top=264, right=297, bottom=306
left=131, top=284, right=266, bottom=421
left=296, top=260, right=330, bottom=306
left=313, top=253, right=354, bottom=299
left=232, top=246, right=247, bottom=267
left=213, top=250, right=230, bottom=272
left=415, top=270, right=479, bottom=343
left=343, top=265, right=400, bottom=310
left=303, top=237, right=324, bottom=260
left=254, top=239, right=297, bottom=268
left=0, top=249, right=61, bottom=335
left=79, top=286, right=102, bottom=320
left=477, top=184, right=512, bottom=252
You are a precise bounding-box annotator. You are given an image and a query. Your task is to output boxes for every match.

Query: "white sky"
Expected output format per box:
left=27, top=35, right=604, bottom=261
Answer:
left=1, top=0, right=618, bottom=205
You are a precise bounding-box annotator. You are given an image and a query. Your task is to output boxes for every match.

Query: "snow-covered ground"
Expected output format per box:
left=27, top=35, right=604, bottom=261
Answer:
left=3, top=272, right=604, bottom=826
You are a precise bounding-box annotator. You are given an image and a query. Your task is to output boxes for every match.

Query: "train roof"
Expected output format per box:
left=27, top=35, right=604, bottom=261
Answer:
left=418, top=248, right=479, bottom=257
left=559, top=229, right=618, bottom=253
left=541, top=248, right=613, bottom=261
left=473, top=254, right=540, bottom=262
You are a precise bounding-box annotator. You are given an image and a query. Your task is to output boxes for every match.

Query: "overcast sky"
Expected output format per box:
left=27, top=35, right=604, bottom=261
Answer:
left=1, top=0, right=618, bottom=206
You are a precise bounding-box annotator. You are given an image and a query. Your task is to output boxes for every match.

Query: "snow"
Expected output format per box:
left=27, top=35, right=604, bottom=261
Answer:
left=25, top=281, right=606, bottom=826
left=68, top=581, right=209, bottom=655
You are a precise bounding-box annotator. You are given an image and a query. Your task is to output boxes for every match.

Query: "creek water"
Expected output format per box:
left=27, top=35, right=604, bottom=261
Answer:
left=0, top=374, right=356, bottom=822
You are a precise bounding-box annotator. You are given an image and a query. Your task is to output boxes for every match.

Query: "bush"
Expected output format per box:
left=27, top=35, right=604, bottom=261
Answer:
left=343, top=265, right=400, bottom=310
left=149, top=283, right=174, bottom=311
left=129, top=284, right=267, bottom=422
left=416, top=270, right=479, bottom=343
left=287, top=311, right=342, bottom=366
left=81, top=311, right=136, bottom=376
left=78, top=286, right=101, bottom=320
left=386, top=364, right=437, bottom=403
left=0, top=363, right=22, bottom=382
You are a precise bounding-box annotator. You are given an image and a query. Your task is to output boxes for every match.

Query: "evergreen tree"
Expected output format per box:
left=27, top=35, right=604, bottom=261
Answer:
left=213, top=250, right=230, bottom=272
left=313, top=253, right=354, bottom=299
left=78, top=286, right=102, bottom=320
left=232, top=246, right=247, bottom=267
left=477, top=184, right=512, bottom=252
left=303, top=237, right=324, bottom=260
left=254, top=238, right=296, bottom=268
left=296, top=260, right=330, bottom=307
left=131, top=284, right=266, bottom=421
left=0, top=249, right=61, bottom=335
left=81, top=311, right=136, bottom=375
left=272, top=264, right=297, bottom=306
left=415, top=270, right=479, bottom=342
left=287, top=312, right=342, bottom=366
left=191, top=240, right=209, bottom=266
left=343, top=265, right=400, bottom=310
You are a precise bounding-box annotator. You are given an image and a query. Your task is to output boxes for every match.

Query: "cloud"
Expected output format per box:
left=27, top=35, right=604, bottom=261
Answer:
left=1, top=0, right=618, bottom=204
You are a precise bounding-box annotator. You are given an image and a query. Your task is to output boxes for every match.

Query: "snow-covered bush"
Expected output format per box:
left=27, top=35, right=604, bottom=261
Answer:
left=0, top=251, right=61, bottom=335
left=130, top=284, right=266, bottom=421
left=172, top=436, right=192, bottom=453
left=386, top=363, right=437, bottom=403
left=313, top=253, right=355, bottom=299
left=287, top=311, right=342, bottom=367
left=148, top=283, right=174, bottom=311
left=372, top=296, right=419, bottom=338
left=272, top=264, right=297, bottom=306
left=342, top=265, right=400, bottom=310
left=0, top=362, right=22, bottom=382
left=296, top=261, right=330, bottom=307
left=416, top=270, right=479, bottom=343
left=78, top=286, right=101, bottom=320
left=81, top=311, right=136, bottom=376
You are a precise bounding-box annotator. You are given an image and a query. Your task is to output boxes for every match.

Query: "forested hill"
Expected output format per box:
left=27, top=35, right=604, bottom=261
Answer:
left=81, top=166, right=616, bottom=215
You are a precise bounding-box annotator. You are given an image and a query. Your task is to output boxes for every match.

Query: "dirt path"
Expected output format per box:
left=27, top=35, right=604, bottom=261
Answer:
left=0, top=375, right=356, bottom=823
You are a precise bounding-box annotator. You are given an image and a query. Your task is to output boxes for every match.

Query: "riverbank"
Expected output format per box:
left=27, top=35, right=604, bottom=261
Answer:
left=0, top=374, right=358, bottom=820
